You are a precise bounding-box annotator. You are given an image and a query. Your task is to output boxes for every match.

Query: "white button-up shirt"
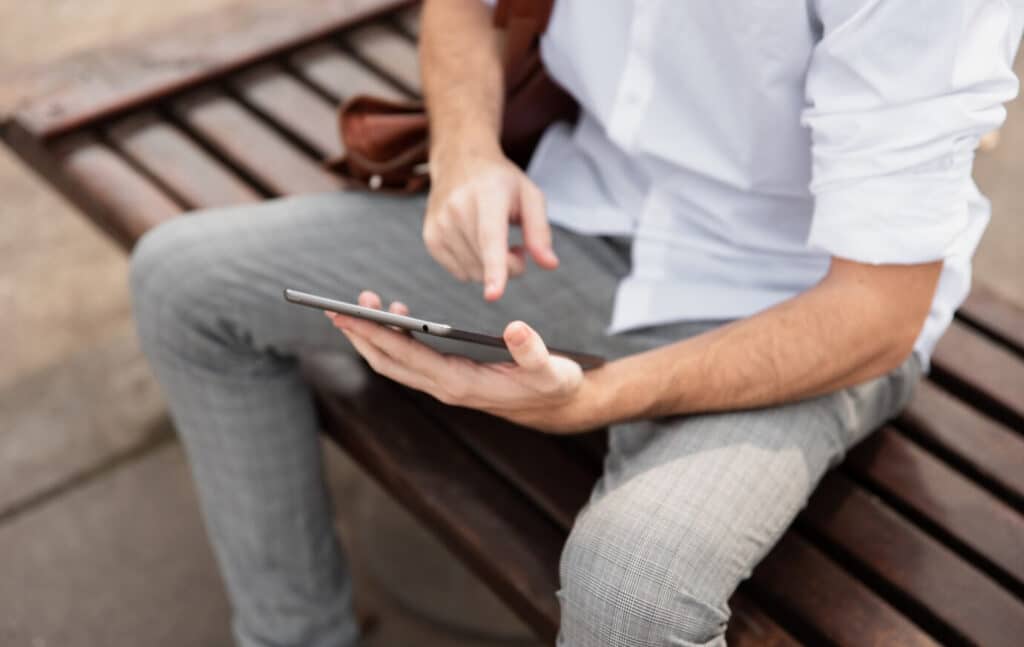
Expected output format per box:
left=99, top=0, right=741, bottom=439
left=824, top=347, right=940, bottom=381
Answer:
left=491, top=1, right=1023, bottom=363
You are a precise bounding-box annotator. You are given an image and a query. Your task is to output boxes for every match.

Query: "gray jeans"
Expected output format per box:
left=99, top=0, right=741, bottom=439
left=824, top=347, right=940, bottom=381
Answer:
left=130, top=191, right=919, bottom=647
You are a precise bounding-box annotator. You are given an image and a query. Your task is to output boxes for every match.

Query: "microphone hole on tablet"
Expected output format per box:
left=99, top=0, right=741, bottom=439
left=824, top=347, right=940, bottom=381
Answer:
left=422, top=324, right=428, bottom=332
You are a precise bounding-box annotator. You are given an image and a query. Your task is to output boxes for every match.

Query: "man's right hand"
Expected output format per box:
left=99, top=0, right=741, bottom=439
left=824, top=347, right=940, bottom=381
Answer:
left=423, top=146, right=559, bottom=302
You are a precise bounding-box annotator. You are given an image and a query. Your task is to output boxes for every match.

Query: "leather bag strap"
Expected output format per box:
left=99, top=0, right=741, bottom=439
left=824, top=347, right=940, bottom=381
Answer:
left=494, top=0, right=556, bottom=90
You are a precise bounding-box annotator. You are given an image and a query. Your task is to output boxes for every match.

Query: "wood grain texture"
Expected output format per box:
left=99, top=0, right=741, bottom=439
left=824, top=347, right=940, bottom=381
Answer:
left=804, top=473, right=1024, bottom=647
left=228, top=63, right=342, bottom=159
left=45, top=131, right=182, bottom=248
left=752, top=532, right=937, bottom=647
left=106, top=110, right=261, bottom=208
left=303, top=354, right=563, bottom=643
left=847, top=427, right=1024, bottom=589
left=289, top=44, right=408, bottom=103
left=404, top=391, right=595, bottom=529
left=900, top=380, right=1024, bottom=508
left=931, top=321, right=1024, bottom=428
left=343, top=23, right=422, bottom=95
left=171, top=88, right=341, bottom=196
left=959, top=283, right=1024, bottom=355
left=1, top=0, right=415, bottom=137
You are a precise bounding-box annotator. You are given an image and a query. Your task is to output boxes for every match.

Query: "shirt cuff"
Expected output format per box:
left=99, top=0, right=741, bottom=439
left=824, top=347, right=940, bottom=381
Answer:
left=807, top=154, right=977, bottom=265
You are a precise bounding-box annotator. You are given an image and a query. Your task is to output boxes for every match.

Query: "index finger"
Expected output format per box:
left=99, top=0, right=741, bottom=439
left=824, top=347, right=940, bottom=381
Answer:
left=475, top=190, right=512, bottom=301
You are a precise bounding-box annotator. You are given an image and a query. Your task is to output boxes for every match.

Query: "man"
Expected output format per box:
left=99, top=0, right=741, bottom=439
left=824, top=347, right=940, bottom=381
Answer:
left=130, top=1, right=1023, bottom=645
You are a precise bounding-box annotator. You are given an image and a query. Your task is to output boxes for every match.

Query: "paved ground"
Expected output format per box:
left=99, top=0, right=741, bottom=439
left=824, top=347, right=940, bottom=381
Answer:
left=1, top=1, right=1022, bottom=646
left=0, top=1, right=534, bottom=645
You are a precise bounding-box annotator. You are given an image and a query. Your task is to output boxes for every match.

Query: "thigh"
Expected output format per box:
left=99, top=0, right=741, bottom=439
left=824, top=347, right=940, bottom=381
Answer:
left=558, top=357, right=920, bottom=645
left=130, top=190, right=632, bottom=362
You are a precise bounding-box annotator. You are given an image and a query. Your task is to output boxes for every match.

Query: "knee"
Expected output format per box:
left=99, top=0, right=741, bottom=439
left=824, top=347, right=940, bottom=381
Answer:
left=130, top=217, right=224, bottom=353
left=558, top=489, right=730, bottom=646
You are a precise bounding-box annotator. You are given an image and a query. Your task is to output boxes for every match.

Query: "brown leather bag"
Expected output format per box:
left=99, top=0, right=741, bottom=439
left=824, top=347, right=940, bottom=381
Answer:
left=325, top=0, right=577, bottom=193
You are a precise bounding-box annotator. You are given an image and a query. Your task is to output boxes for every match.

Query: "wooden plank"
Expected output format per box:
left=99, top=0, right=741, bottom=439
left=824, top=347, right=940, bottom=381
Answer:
left=302, top=354, right=563, bottom=642
left=803, top=473, right=1024, bottom=647
left=15, top=130, right=181, bottom=249
left=343, top=23, right=422, bottom=94
left=931, top=321, right=1024, bottom=428
left=900, top=380, right=1024, bottom=508
left=1, top=0, right=414, bottom=137
left=403, top=392, right=595, bottom=530
left=289, top=44, right=408, bottom=102
left=959, top=283, right=1024, bottom=355
left=846, top=427, right=1024, bottom=589
left=727, top=592, right=801, bottom=647
left=106, top=111, right=261, bottom=209
left=228, top=63, right=342, bottom=159
left=171, top=88, right=341, bottom=196
left=752, top=532, right=937, bottom=647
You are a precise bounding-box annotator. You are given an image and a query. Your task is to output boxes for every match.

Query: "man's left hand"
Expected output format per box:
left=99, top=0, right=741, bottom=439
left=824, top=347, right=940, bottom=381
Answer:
left=326, top=291, right=594, bottom=434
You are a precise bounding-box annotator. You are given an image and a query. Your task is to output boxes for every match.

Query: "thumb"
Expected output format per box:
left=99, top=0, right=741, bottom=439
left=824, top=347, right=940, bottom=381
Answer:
left=503, top=321, right=550, bottom=371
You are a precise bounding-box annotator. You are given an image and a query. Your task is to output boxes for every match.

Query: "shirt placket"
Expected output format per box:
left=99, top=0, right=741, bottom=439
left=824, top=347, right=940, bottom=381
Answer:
left=606, top=0, right=659, bottom=152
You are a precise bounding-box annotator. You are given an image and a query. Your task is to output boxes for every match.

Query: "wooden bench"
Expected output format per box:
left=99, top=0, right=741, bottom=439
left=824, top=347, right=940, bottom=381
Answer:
left=4, top=1, right=1024, bottom=644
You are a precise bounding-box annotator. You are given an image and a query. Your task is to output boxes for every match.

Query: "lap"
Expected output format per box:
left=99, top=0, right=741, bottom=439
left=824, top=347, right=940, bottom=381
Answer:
left=558, top=355, right=920, bottom=645
left=130, top=190, right=633, bottom=362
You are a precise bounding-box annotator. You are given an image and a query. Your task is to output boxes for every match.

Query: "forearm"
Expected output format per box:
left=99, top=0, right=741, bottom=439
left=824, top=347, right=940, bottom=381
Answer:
left=580, top=259, right=941, bottom=426
left=421, top=0, right=504, bottom=168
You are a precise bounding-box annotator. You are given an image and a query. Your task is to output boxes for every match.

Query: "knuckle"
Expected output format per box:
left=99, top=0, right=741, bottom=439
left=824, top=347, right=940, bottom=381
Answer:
left=447, top=194, right=473, bottom=221
left=422, top=225, right=440, bottom=249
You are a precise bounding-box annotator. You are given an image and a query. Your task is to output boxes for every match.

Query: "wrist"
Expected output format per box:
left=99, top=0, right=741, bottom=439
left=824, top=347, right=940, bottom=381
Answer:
left=430, top=128, right=503, bottom=180
left=561, top=360, right=630, bottom=432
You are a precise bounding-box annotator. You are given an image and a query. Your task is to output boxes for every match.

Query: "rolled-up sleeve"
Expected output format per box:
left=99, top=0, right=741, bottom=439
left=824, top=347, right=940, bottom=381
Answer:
left=803, top=0, right=1023, bottom=264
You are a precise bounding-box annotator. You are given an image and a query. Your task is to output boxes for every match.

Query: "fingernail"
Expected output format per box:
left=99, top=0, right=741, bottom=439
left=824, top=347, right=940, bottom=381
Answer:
left=509, top=323, right=529, bottom=345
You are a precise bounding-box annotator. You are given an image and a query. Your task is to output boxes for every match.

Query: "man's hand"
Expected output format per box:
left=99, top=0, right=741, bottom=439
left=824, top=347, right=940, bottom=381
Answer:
left=327, top=290, right=592, bottom=433
left=424, top=146, right=559, bottom=301
left=420, top=0, right=559, bottom=301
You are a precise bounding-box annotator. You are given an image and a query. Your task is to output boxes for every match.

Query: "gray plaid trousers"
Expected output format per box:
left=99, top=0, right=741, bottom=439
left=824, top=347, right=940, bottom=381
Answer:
left=130, top=191, right=919, bottom=646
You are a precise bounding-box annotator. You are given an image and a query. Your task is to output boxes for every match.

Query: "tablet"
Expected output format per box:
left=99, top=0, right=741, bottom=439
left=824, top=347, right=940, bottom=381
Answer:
left=283, top=288, right=605, bottom=370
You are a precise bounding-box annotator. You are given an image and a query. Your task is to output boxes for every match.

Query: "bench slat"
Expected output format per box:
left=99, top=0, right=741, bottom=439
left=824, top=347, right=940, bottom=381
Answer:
left=727, top=595, right=801, bottom=647
left=106, top=111, right=261, bottom=209
left=228, top=63, right=343, bottom=160
left=931, top=321, right=1024, bottom=428
left=50, top=132, right=182, bottom=247
left=289, top=44, right=408, bottom=102
left=171, top=89, right=342, bottom=196
left=752, top=532, right=938, bottom=647
left=847, top=426, right=1024, bottom=590
left=959, top=284, right=1024, bottom=355
left=304, top=354, right=564, bottom=643
left=1, top=0, right=413, bottom=138
left=342, top=23, right=422, bottom=95
left=901, top=380, right=1024, bottom=508
left=405, top=395, right=594, bottom=529
left=804, top=473, right=1024, bottom=647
